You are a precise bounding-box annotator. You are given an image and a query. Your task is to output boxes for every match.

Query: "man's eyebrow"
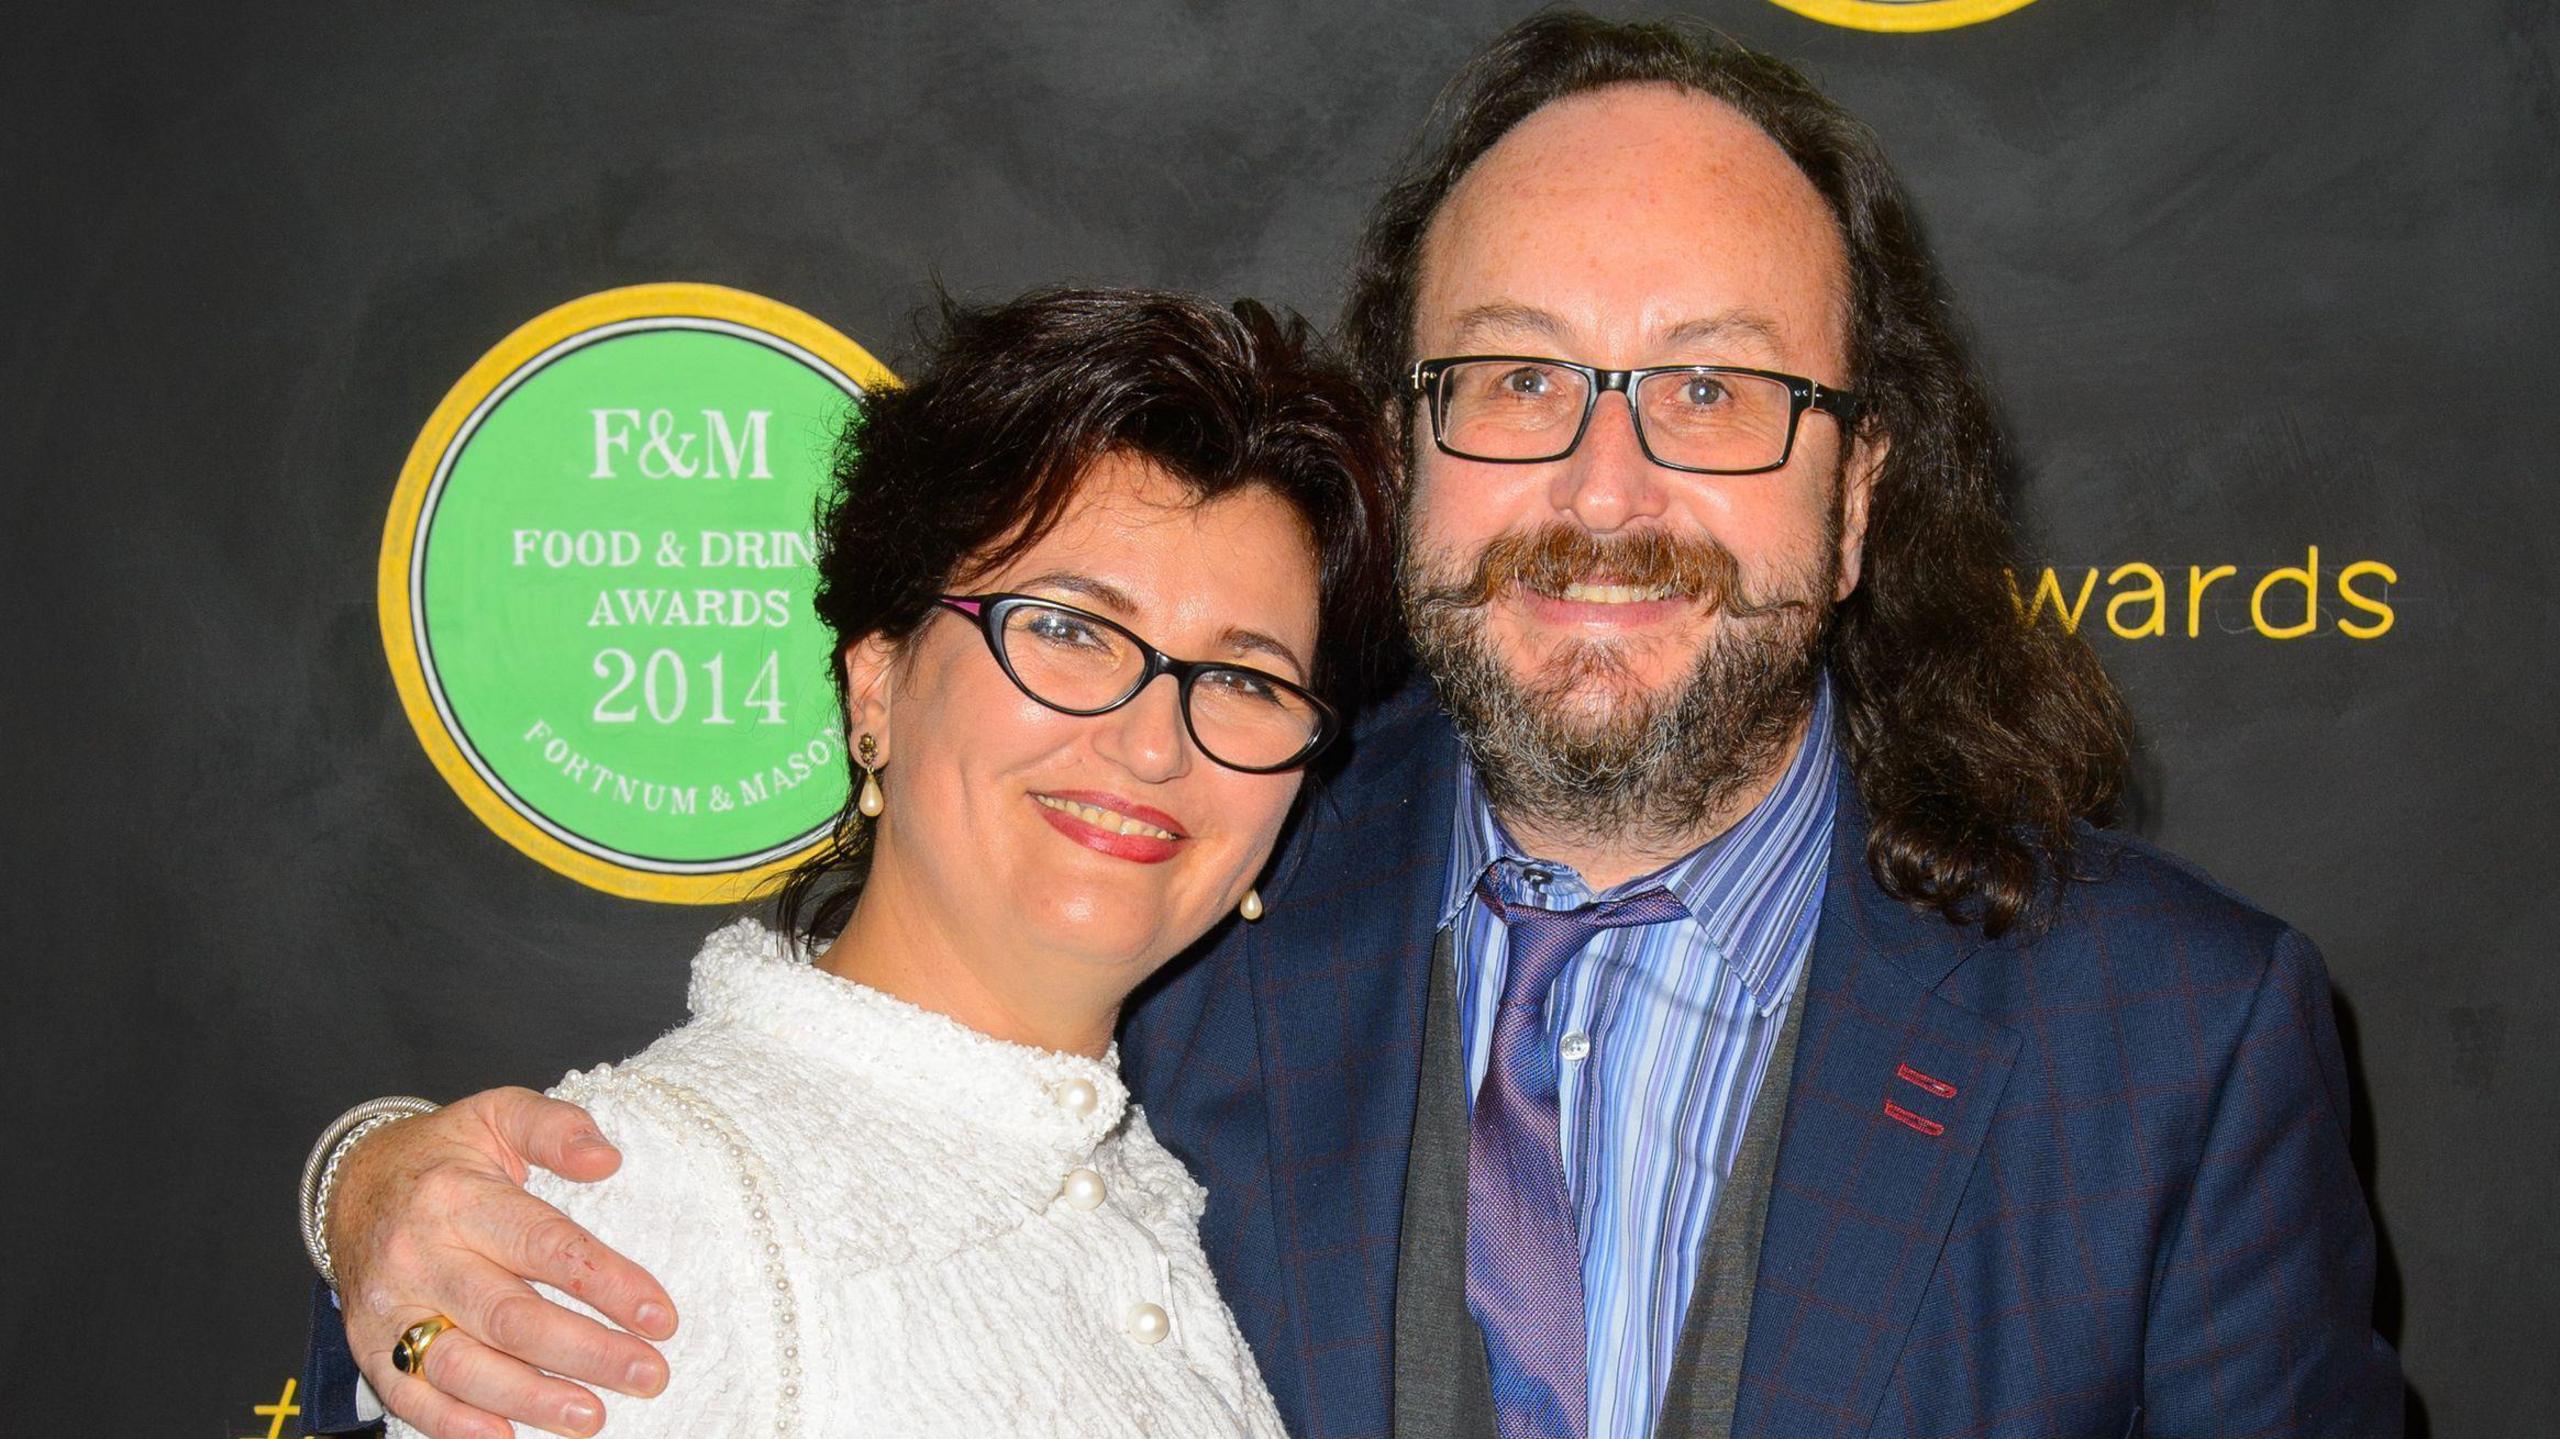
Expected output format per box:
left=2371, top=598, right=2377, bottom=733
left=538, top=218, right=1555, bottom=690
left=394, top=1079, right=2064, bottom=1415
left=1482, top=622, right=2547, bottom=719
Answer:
left=1012, top=570, right=1139, bottom=613
left=1446, top=302, right=1569, bottom=350
left=1442, top=303, right=1790, bottom=358
left=1660, top=310, right=1789, bottom=356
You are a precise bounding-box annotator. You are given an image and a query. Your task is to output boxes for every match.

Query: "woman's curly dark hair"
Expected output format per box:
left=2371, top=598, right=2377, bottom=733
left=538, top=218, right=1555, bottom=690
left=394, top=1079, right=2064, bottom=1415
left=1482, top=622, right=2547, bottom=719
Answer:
left=1344, top=12, right=2131, bottom=937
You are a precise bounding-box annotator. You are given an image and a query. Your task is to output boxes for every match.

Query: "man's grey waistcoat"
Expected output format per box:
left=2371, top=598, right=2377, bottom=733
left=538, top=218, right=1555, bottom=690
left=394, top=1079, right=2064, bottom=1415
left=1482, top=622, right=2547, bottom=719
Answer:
left=1392, top=929, right=1807, bottom=1438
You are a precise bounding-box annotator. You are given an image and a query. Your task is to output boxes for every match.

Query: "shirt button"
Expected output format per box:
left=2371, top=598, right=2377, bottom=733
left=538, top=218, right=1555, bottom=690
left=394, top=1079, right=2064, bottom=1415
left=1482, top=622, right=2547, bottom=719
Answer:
left=1053, top=1078, right=1099, bottom=1117
left=1125, top=1302, right=1171, bottom=1345
left=1560, top=1031, right=1591, bottom=1062
left=1061, top=1167, right=1106, bottom=1211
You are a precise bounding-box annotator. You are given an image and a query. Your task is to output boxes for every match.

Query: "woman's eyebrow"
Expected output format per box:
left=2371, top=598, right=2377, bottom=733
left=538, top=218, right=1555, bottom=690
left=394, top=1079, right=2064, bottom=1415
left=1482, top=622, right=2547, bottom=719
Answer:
left=1223, top=627, right=1307, bottom=679
left=1013, top=568, right=1306, bottom=677
left=1011, top=570, right=1139, bottom=613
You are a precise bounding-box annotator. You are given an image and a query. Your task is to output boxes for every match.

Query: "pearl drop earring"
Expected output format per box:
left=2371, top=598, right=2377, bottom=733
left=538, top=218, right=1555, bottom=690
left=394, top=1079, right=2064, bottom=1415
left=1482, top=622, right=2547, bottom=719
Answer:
left=856, top=733, right=885, bottom=818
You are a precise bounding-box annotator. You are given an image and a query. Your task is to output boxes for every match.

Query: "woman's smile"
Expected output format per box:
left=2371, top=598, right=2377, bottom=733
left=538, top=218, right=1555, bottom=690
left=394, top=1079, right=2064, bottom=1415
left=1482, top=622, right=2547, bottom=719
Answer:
left=1030, top=788, right=1189, bottom=863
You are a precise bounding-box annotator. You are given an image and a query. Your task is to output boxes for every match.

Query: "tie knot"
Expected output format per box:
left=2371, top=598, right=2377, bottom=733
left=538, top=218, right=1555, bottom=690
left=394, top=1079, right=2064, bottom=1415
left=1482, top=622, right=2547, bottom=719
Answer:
left=1475, top=878, right=1686, bottom=1009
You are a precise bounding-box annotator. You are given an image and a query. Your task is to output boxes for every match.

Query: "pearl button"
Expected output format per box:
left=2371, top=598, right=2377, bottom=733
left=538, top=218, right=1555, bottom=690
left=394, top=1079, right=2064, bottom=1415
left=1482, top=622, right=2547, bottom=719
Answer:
left=1560, top=1031, right=1591, bottom=1062
left=1054, top=1078, right=1099, bottom=1117
left=1061, top=1167, right=1106, bottom=1210
left=1125, top=1302, right=1171, bottom=1345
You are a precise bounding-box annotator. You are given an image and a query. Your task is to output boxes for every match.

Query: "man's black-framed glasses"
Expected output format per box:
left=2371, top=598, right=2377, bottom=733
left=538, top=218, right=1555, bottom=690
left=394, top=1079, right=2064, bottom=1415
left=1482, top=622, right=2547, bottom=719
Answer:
left=1409, top=355, right=1862, bottom=475
left=936, top=594, right=1338, bottom=774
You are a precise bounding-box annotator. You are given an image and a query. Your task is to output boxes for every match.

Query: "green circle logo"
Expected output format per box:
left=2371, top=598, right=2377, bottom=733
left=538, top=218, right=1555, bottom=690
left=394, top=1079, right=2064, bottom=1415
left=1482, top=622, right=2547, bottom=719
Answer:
left=381, top=284, right=895, bottom=903
left=1766, top=0, right=2042, bottom=31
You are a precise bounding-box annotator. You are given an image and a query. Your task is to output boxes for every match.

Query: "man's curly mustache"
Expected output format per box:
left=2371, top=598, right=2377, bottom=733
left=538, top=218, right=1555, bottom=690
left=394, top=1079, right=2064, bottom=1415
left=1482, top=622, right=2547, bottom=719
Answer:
left=1405, top=523, right=1811, bottom=621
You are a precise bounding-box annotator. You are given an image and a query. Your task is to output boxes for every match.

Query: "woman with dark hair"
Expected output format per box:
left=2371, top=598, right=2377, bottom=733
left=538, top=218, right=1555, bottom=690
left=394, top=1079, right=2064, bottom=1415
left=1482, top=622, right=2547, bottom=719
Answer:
left=376, top=287, right=1396, bottom=1436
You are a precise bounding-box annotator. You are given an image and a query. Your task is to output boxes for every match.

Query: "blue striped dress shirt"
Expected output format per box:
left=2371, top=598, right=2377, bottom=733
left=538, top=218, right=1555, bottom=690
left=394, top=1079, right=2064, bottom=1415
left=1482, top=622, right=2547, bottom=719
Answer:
left=1444, top=677, right=1837, bottom=1439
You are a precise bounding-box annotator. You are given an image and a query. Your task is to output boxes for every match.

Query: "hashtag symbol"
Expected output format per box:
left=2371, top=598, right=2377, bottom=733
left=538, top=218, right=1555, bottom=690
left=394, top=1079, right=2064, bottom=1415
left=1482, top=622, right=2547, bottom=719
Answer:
left=240, top=1377, right=300, bottom=1439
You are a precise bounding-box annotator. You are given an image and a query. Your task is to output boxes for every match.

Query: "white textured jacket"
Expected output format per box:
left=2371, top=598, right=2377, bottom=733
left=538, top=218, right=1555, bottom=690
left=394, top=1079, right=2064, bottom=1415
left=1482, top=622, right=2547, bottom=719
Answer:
left=387, top=920, right=1284, bottom=1438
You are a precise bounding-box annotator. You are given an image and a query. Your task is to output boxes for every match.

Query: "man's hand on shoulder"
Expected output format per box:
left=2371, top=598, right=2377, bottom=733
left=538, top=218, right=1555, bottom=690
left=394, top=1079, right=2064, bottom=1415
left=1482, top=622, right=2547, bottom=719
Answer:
left=330, top=1086, right=677, bottom=1439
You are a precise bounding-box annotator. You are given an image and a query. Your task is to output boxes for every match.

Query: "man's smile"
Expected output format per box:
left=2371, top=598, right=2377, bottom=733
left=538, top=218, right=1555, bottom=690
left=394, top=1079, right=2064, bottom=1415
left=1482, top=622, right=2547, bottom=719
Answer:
left=1554, top=580, right=1677, bottom=604
left=1516, top=582, right=1697, bottom=631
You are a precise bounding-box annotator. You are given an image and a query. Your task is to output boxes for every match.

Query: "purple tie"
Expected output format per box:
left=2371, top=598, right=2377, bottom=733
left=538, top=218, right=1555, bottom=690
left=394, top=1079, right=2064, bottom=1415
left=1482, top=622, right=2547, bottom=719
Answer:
left=1467, top=878, right=1688, bottom=1439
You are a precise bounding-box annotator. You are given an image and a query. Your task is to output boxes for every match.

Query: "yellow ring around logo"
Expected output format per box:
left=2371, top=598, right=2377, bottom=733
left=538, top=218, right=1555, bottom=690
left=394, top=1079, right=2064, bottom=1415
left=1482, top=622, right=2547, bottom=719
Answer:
left=1765, top=0, right=2043, bottom=33
left=377, top=282, right=897, bottom=904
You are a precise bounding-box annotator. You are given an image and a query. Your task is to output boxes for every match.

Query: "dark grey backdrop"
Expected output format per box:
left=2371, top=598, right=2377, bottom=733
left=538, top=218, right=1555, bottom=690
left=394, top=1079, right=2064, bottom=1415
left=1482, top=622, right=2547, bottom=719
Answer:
left=3, top=1, right=2552, bottom=1433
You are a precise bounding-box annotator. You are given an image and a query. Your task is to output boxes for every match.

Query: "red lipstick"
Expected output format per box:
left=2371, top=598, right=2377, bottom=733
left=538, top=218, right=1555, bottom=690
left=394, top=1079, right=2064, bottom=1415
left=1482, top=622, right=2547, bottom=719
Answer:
left=1030, top=789, right=1188, bottom=865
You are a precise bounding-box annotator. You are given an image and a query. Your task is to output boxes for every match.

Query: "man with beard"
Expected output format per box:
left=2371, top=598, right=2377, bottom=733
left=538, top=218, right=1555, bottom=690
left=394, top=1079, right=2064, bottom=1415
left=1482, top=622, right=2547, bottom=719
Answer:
left=299, top=13, right=2401, bottom=1439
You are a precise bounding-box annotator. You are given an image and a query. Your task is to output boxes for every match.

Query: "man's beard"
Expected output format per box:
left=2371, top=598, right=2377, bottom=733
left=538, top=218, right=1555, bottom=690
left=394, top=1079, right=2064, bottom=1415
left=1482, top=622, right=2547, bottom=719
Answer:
left=1401, top=513, right=1838, bottom=854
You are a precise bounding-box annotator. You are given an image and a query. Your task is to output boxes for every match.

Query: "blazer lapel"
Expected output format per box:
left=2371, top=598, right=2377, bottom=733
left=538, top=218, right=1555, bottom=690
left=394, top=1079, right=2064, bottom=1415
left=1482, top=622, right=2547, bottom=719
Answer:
left=1243, top=684, right=1463, bottom=1438
left=1735, top=782, right=2023, bottom=1438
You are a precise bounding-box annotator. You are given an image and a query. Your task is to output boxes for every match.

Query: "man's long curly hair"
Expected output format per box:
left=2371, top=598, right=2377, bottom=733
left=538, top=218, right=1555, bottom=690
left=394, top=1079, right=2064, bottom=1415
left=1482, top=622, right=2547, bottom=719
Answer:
left=1344, top=11, right=2131, bottom=937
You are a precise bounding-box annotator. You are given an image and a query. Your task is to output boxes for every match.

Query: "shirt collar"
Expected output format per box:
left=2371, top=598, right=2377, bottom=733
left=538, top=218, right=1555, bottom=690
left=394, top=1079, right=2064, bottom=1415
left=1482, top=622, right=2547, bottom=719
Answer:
left=1440, top=674, right=1839, bottom=1016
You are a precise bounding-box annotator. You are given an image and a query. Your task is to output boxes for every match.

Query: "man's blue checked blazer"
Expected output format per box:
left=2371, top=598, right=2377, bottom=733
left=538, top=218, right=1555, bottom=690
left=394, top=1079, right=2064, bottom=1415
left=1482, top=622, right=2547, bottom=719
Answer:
left=1119, top=677, right=2403, bottom=1438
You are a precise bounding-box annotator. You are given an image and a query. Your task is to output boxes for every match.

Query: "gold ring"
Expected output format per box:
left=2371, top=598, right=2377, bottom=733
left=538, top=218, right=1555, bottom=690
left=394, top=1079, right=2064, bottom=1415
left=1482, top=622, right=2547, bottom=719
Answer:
left=392, top=1315, right=457, bottom=1376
